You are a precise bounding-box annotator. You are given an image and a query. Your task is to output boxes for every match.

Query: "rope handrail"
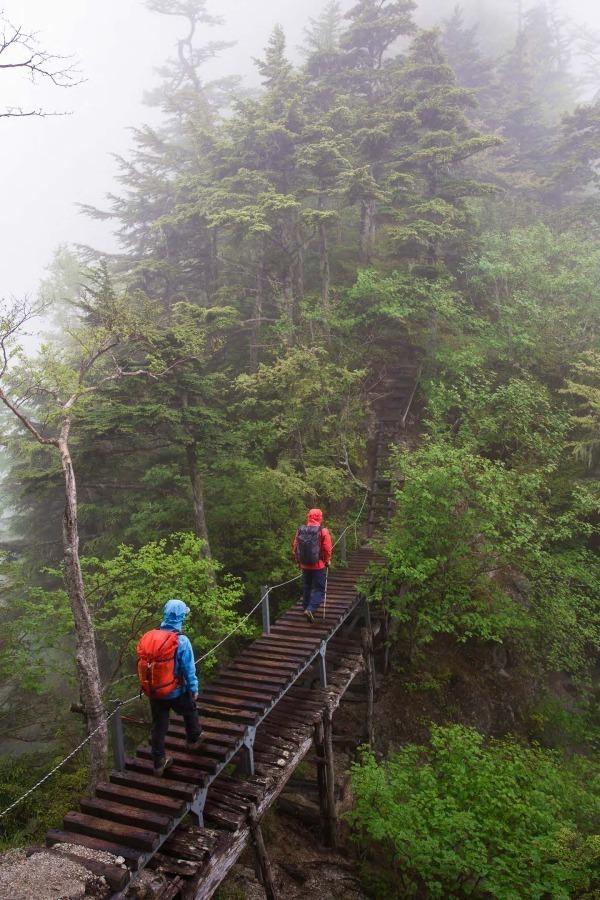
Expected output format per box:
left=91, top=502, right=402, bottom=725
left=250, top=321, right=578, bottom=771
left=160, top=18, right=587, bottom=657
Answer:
left=0, top=489, right=370, bottom=822
left=0, top=695, right=139, bottom=820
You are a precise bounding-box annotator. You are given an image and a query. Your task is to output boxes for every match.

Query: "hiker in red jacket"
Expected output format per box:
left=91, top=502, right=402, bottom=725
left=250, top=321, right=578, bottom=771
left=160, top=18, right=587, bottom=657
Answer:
left=293, top=508, right=333, bottom=623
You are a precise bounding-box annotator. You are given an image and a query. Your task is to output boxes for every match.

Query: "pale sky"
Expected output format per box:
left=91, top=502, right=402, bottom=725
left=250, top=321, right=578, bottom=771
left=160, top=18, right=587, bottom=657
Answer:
left=1, top=0, right=599, bottom=304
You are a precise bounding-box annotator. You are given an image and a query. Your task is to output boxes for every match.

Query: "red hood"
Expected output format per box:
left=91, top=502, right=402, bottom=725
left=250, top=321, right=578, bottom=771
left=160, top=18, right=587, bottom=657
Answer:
left=307, top=508, right=323, bottom=526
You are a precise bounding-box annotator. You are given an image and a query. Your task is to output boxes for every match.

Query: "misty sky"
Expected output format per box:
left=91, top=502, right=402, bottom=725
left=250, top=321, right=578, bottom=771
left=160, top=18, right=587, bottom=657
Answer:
left=2, top=0, right=599, bottom=304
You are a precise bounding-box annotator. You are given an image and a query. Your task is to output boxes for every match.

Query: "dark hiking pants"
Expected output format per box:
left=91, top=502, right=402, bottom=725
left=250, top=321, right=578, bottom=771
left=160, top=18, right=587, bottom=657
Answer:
left=301, top=568, right=327, bottom=613
left=150, top=691, right=201, bottom=765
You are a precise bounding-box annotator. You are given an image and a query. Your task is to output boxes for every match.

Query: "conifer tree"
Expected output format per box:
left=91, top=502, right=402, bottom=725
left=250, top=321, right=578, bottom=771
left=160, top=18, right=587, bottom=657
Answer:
left=385, top=29, right=500, bottom=271
left=441, top=5, right=495, bottom=119
left=337, top=0, right=417, bottom=262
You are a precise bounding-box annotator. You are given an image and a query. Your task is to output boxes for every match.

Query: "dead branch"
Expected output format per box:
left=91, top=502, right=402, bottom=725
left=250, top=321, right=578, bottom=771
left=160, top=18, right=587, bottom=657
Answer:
left=0, top=11, right=82, bottom=118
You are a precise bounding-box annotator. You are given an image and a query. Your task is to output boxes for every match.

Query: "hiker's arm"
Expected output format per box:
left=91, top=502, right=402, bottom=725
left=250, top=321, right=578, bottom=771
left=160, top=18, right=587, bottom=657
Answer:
left=177, top=636, right=199, bottom=696
left=322, top=528, right=333, bottom=566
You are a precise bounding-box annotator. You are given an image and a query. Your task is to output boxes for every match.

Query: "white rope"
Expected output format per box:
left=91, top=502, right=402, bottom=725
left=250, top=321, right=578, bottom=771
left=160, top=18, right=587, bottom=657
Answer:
left=0, top=696, right=139, bottom=820
left=194, top=571, right=302, bottom=665
left=333, top=488, right=369, bottom=549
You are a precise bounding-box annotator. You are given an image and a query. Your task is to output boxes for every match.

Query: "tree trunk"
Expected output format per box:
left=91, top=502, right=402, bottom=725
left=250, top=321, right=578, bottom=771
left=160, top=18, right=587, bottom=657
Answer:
left=319, top=220, right=331, bottom=322
left=359, top=199, right=375, bottom=264
left=185, top=441, right=212, bottom=560
left=250, top=239, right=267, bottom=371
left=58, top=430, right=108, bottom=788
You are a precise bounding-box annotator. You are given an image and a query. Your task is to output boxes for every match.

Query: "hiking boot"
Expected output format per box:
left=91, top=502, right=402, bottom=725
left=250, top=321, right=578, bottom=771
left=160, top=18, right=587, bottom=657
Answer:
left=153, top=756, right=173, bottom=777
left=186, top=734, right=203, bottom=751
left=304, top=609, right=315, bottom=624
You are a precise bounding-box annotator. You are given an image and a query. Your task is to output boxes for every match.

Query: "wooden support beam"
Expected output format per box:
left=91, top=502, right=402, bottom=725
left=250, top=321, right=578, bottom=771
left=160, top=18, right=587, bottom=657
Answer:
left=322, top=708, right=337, bottom=849
left=313, top=718, right=328, bottom=846
left=361, top=623, right=376, bottom=748
left=248, top=804, right=279, bottom=900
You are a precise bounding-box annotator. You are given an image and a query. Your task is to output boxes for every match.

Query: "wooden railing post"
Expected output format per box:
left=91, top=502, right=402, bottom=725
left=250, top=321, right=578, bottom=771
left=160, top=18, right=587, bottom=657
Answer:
left=340, top=531, right=347, bottom=566
left=361, top=603, right=376, bottom=748
left=318, top=641, right=327, bottom=688
left=313, top=718, right=328, bottom=845
left=261, top=585, right=270, bottom=635
left=110, top=700, right=125, bottom=772
left=322, top=707, right=338, bottom=848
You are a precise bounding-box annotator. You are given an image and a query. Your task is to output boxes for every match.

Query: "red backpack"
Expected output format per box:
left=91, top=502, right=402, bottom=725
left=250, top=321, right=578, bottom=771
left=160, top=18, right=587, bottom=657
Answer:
left=137, top=629, right=180, bottom=699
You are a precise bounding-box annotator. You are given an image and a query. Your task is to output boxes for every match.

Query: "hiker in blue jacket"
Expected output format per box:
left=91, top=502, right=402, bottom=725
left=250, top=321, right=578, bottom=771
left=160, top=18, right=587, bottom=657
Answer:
left=139, top=598, right=202, bottom=776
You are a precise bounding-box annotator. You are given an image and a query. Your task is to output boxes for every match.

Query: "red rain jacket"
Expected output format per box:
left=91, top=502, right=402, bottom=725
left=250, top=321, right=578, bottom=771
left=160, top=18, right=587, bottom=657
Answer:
left=292, top=508, right=333, bottom=570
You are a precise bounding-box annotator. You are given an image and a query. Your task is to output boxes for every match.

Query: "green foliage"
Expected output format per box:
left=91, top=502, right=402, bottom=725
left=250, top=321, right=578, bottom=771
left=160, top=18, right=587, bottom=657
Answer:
left=369, top=437, right=600, bottom=680
left=369, top=441, right=536, bottom=653
left=1, top=533, right=249, bottom=696
left=348, top=725, right=600, bottom=899
left=0, top=755, right=88, bottom=849
left=83, top=532, right=249, bottom=682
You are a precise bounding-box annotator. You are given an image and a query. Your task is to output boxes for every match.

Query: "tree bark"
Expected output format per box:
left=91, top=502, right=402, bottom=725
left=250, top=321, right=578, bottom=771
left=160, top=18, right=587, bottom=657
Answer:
left=319, top=220, right=331, bottom=320
left=359, top=199, right=375, bottom=265
left=185, top=441, right=212, bottom=560
left=250, top=238, right=267, bottom=371
left=58, top=427, right=108, bottom=788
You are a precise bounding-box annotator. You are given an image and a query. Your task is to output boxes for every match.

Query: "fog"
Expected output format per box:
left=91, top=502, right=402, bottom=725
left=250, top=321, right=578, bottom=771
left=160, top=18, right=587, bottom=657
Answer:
left=2, top=0, right=599, bottom=303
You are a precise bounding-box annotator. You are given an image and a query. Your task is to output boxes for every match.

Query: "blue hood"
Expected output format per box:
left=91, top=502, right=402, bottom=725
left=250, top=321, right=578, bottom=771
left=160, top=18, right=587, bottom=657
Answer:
left=160, top=598, right=190, bottom=632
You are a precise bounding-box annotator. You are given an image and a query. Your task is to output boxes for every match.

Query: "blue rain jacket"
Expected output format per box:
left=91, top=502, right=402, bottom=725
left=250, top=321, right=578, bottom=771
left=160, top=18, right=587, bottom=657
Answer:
left=159, top=598, right=199, bottom=699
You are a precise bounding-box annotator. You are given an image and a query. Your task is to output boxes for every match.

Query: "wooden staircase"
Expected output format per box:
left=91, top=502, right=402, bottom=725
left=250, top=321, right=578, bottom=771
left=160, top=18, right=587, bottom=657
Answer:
left=45, top=548, right=378, bottom=897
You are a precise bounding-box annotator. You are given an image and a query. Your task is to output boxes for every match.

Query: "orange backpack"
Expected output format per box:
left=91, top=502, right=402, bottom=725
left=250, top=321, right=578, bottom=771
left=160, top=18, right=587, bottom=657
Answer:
left=136, top=629, right=180, bottom=699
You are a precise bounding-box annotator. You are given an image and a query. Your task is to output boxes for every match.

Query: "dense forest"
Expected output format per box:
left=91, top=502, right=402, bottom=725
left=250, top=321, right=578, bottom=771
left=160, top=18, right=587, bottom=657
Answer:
left=1, top=0, right=600, bottom=895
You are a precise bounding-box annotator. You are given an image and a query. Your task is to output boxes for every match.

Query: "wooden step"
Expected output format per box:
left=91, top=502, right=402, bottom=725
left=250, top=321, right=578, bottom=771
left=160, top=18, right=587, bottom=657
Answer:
left=110, top=767, right=196, bottom=799
left=64, top=811, right=160, bottom=852
left=96, top=782, right=186, bottom=816
left=137, top=746, right=220, bottom=773
left=46, top=828, right=143, bottom=869
left=124, top=755, right=209, bottom=786
left=80, top=797, right=173, bottom=834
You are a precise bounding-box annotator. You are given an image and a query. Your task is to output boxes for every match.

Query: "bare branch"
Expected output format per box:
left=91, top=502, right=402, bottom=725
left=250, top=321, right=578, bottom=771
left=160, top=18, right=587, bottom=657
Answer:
left=0, top=385, right=57, bottom=446
left=0, top=11, right=83, bottom=119
left=64, top=357, right=192, bottom=409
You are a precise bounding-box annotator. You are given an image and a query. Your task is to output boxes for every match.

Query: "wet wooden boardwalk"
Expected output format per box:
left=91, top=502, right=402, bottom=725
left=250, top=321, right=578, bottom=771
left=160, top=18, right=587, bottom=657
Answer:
left=45, top=548, right=377, bottom=897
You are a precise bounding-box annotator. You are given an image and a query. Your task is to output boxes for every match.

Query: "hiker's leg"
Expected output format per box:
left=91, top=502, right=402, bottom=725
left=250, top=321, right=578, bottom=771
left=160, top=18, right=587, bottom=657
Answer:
left=308, top=568, right=327, bottom=613
left=173, top=692, right=201, bottom=743
left=301, top=569, right=312, bottom=609
left=150, top=699, right=170, bottom=765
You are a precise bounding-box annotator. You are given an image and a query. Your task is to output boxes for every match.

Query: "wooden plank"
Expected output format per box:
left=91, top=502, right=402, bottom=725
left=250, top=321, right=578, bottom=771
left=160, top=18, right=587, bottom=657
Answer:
left=164, top=734, right=235, bottom=758
left=212, top=675, right=281, bottom=696
left=241, top=644, right=309, bottom=660
left=64, top=811, right=160, bottom=852
left=149, top=851, right=200, bottom=877
left=46, top=828, right=143, bottom=869
left=203, top=802, right=244, bottom=831
left=110, top=767, right=197, bottom=799
left=161, top=831, right=216, bottom=860
left=137, top=746, right=220, bottom=773
left=167, top=723, right=239, bottom=747
left=199, top=691, right=268, bottom=712
left=80, top=797, right=173, bottom=834
left=235, top=652, right=302, bottom=669
left=96, top=782, right=185, bottom=816
left=228, top=661, right=296, bottom=678
left=125, top=756, right=209, bottom=786
left=254, top=633, right=319, bottom=646
left=196, top=703, right=258, bottom=725
left=207, top=670, right=285, bottom=688
left=207, top=677, right=275, bottom=696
